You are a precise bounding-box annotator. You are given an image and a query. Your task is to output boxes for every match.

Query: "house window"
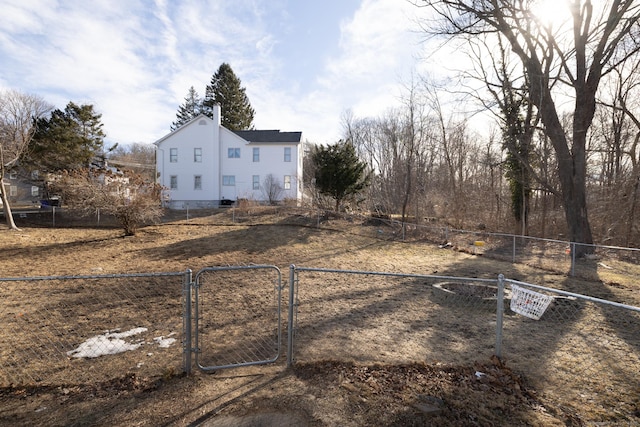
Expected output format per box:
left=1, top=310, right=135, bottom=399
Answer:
left=284, top=175, right=291, bottom=190
left=9, top=186, right=17, bottom=197
left=31, top=170, right=39, bottom=180
left=222, top=175, right=235, bottom=186
left=31, top=186, right=39, bottom=197
left=194, top=175, right=202, bottom=190
left=170, top=148, right=178, bottom=163
left=9, top=170, right=17, bottom=180
left=170, top=175, right=178, bottom=189
left=253, top=147, right=260, bottom=162
left=194, top=148, right=202, bottom=162
left=228, top=148, right=240, bottom=158
left=253, top=175, right=260, bottom=190
left=284, top=147, right=291, bottom=162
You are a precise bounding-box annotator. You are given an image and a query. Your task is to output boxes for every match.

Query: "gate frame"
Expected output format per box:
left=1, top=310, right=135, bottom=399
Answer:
left=192, top=265, right=283, bottom=372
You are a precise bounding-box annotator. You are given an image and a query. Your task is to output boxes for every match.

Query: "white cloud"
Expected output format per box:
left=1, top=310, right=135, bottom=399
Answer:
left=0, top=0, right=434, bottom=146
left=271, top=0, right=425, bottom=143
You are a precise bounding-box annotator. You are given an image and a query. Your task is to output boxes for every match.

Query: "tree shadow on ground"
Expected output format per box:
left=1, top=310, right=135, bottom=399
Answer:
left=436, top=253, right=640, bottom=424
left=142, top=223, right=317, bottom=262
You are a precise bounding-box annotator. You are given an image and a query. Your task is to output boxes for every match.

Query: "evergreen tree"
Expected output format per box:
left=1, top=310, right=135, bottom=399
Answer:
left=27, top=102, right=105, bottom=172
left=170, top=86, right=202, bottom=131
left=203, top=63, right=255, bottom=130
left=312, top=140, right=370, bottom=211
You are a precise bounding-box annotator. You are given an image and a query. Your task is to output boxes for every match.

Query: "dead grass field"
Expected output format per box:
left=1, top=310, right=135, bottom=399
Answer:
left=1, top=207, right=639, bottom=426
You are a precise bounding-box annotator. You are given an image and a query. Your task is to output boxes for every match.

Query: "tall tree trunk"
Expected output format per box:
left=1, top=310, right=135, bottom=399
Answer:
left=1, top=179, right=19, bottom=230
left=525, top=61, right=595, bottom=253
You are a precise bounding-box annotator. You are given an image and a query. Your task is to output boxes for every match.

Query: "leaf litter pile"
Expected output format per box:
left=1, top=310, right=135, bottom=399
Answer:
left=286, top=356, right=569, bottom=426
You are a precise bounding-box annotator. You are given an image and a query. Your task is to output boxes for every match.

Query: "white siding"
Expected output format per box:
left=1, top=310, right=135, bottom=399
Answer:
left=156, top=116, right=220, bottom=208
left=155, top=110, right=302, bottom=208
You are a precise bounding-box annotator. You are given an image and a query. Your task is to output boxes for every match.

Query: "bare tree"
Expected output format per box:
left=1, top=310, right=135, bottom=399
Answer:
left=594, top=62, right=640, bottom=245
left=0, top=90, right=51, bottom=230
left=108, top=143, right=156, bottom=180
left=261, top=174, right=283, bottom=205
left=50, top=168, right=164, bottom=236
left=419, top=0, right=640, bottom=253
left=426, top=87, right=474, bottom=228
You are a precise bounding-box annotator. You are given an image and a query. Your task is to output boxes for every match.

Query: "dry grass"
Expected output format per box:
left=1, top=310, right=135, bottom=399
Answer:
left=0, top=207, right=639, bottom=426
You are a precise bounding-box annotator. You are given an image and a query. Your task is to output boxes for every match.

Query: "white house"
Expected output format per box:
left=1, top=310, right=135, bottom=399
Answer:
left=154, top=105, right=303, bottom=209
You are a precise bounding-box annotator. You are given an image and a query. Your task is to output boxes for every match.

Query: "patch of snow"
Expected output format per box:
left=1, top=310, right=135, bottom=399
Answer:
left=154, top=335, right=177, bottom=348
left=67, top=327, right=148, bottom=358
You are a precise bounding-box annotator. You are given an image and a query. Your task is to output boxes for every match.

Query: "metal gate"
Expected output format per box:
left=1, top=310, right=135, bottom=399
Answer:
left=193, top=265, right=283, bottom=371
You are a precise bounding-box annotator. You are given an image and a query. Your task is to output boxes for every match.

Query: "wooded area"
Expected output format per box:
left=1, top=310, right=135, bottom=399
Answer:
left=305, top=0, right=640, bottom=249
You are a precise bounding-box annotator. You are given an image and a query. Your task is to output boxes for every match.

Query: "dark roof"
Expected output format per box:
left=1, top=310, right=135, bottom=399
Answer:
left=232, top=130, right=302, bottom=144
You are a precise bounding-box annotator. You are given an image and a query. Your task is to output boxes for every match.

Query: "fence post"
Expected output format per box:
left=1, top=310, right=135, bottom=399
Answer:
left=570, top=242, right=576, bottom=276
left=287, top=264, right=296, bottom=367
left=512, top=235, right=516, bottom=263
left=52, top=206, right=56, bottom=228
left=183, top=269, right=193, bottom=375
left=495, top=274, right=505, bottom=358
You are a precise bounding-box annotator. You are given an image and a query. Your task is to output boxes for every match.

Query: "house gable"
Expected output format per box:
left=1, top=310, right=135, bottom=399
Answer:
left=153, top=114, right=215, bottom=147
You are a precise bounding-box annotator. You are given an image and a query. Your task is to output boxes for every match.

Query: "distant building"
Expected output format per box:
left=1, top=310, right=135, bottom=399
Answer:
left=0, top=168, right=42, bottom=207
left=154, top=105, right=303, bottom=209
left=3, top=156, right=126, bottom=208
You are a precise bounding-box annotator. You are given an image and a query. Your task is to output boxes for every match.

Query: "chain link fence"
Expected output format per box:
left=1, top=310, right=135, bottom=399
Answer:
left=288, top=267, right=504, bottom=366
left=213, top=207, right=640, bottom=285
left=1, top=263, right=639, bottom=422
left=500, top=278, right=640, bottom=423
left=14, top=206, right=640, bottom=286
left=288, top=267, right=640, bottom=423
left=0, top=272, right=189, bottom=387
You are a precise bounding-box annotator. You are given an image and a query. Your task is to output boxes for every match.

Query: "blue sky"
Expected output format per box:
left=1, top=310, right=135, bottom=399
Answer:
left=0, top=0, right=439, bottom=146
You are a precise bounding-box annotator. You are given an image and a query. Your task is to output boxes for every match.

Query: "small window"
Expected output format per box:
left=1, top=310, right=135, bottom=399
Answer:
left=194, top=175, right=202, bottom=190
left=31, top=170, right=39, bottom=180
left=228, top=148, right=240, bottom=158
left=9, top=170, right=17, bottom=180
left=194, top=148, right=202, bottom=163
left=31, top=186, right=39, bottom=197
left=284, top=147, right=291, bottom=162
left=253, top=147, right=260, bottom=162
left=253, top=175, right=260, bottom=190
left=222, top=175, right=235, bottom=186
left=170, top=148, right=178, bottom=163
left=9, top=186, right=17, bottom=197
left=170, top=175, right=178, bottom=189
left=284, top=175, right=291, bottom=190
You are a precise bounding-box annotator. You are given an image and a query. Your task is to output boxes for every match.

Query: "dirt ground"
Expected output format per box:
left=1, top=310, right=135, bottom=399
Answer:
left=1, top=207, right=639, bottom=426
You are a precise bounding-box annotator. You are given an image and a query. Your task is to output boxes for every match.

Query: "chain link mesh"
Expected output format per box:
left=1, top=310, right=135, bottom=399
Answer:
left=291, top=270, right=500, bottom=366
left=194, top=266, right=282, bottom=370
left=291, top=269, right=640, bottom=423
left=0, top=273, right=185, bottom=386
left=501, top=280, right=640, bottom=423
